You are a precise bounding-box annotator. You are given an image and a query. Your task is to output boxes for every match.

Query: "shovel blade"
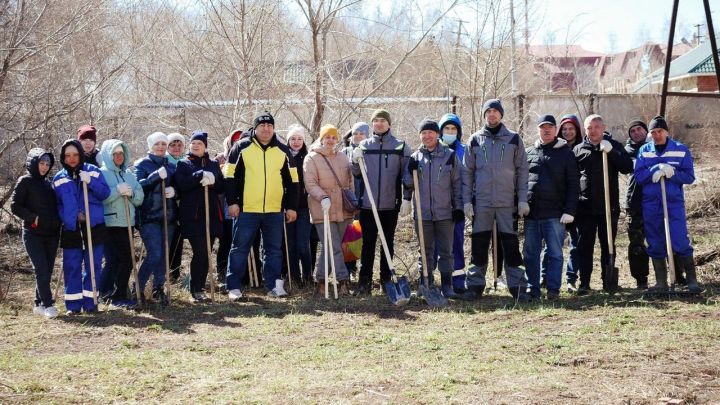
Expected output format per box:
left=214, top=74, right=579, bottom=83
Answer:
left=418, top=284, right=448, bottom=308
left=385, top=276, right=411, bottom=306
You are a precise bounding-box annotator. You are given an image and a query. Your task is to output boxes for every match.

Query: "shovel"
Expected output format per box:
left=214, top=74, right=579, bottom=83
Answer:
left=81, top=181, right=99, bottom=306
left=204, top=185, right=216, bottom=301
left=282, top=210, right=292, bottom=293
left=123, top=196, right=143, bottom=308
left=601, top=151, right=618, bottom=294
left=412, top=170, right=448, bottom=308
left=323, top=211, right=339, bottom=299
left=161, top=180, right=172, bottom=305
left=357, top=157, right=410, bottom=305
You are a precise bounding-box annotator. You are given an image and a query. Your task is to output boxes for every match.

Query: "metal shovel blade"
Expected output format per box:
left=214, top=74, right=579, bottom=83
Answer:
left=385, top=276, right=411, bottom=306
left=418, top=284, right=448, bottom=308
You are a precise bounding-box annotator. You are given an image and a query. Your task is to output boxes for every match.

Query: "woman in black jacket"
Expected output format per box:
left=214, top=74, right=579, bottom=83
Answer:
left=10, top=148, right=61, bottom=318
left=175, top=130, right=225, bottom=303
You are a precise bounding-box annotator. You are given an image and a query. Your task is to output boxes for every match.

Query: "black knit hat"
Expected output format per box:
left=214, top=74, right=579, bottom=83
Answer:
left=648, top=116, right=668, bottom=132
left=253, top=111, right=274, bottom=129
left=418, top=118, right=440, bottom=134
left=190, top=130, right=208, bottom=147
left=627, top=118, right=648, bottom=136
left=482, top=99, right=504, bottom=118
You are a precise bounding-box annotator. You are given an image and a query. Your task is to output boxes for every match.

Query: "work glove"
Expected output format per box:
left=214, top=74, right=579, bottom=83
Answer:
left=320, top=197, right=331, bottom=213
left=165, top=186, right=176, bottom=199
left=659, top=163, right=675, bottom=179
left=407, top=157, right=419, bottom=173
left=200, top=171, right=215, bottom=187
left=652, top=169, right=665, bottom=183
left=452, top=209, right=465, bottom=223
left=352, top=147, right=364, bottom=164
left=599, top=140, right=613, bottom=153
left=117, top=183, right=132, bottom=197
left=464, top=203, right=474, bottom=220
left=79, top=170, right=92, bottom=184
left=559, top=213, right=575, bottom=224
left=157, top=166, right=167, bottom=180
left=399, top=199, right=412, bottom=217
left=518, top=202, right=530, bottom=217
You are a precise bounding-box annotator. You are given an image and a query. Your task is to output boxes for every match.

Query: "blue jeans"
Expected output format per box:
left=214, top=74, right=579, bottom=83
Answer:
left=524, top=218, right=565, bottom=296
left=138, top=222, right=174, bottom=290
left=226, top=212, right=284, bottom=291
left=542, top=225, right=579, bottom=284
left=286, top=208, right=312, bottom=281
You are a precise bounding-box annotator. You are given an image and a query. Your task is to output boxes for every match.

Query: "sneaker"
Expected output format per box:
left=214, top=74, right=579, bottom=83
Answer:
left=153, top=288, right=169, bottom=308
left=576, top=285, right=591, bottom=296
left=441, top=285, right=458, bottom=299
left=457, top=286, right=484, bottom=301
left=44, top=306, right=59, bottom=318
left=636, top=281, right=648, bottom=290
left=228, top=289, right=243, bottom=302
left=33, top=305, right=46, bottom=316
left=338, top=280, right=350, bottom=296
left=191, top=292, right=206, bottom=304
left=268, top=279, right=288, bottom=297
left=65, top=309, right=81, bottom=316
left=495, top=276, right=507, bottom=290
left=567, top=281, right=577, bottom=293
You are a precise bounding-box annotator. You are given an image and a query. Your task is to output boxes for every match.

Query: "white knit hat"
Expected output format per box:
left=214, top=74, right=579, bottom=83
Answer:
left=147, top=131, right=168, bottom=150
left=167, top=132, right=186, bottom=146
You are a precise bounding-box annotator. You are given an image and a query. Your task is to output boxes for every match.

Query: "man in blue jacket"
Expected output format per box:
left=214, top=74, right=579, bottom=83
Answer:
left=634, top=116, right=699, bottom=293
left=53, top=139, right=110, bottom=314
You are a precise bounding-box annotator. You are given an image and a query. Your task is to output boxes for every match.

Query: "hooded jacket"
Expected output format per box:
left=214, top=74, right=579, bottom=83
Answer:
left=99, top=140, right=144, bottom=227
left=175, top=152, right=225, bottom=238
left=462, top=123, right=529, bottom=208
left=573, top=137, right=633, bottom=216
left=10, top=148, right=61, bottom=236
left=350, top=129, right=411, bottom=211
left=525, top=137, right=579, bottom=219
left=439, top=113, right=466, bottom=161
left=134, top=152, right=177, bottom=226
left=52, top=139, right=111, bottom=231
left=557, top=114, right=583, bottom=149
left=303, top=145, right=355, bottom=224
left=402, top=141, right=462, bottom=221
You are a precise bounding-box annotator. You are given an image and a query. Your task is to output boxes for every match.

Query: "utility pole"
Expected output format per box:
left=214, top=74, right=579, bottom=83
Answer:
left=449, top=18, right=466, bottom=111
left=524, top=0, right=530, bottom=54
left=510, top=0, right=517, bottom=97
left=693, top=23, right=704, bottom=44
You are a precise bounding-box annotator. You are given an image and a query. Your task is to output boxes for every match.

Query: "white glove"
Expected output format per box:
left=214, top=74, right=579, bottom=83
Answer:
left=352, top=147, right=364, bottom=164
left=157, top=166, right=167, bottom=180
left=79, top=170, right=92, bottom=184
left=165, top=186, right=176, bottom=198
left=399, top=199, right=412, bottom=217
left=659, top=163, right=675, bottom=178
left=202, top=171, right=215, bottom=185
left=116, top=183, right=132, bottom=197
left=652, top=169, right=665, bottom=183
left=464, top=202, right=474, bottom=220
left=518, top=202, right=530, bottom=217
left=321, top=197, right=331, bottom=213
left=559, top=214, right=574, bottom=224
left=599, top=140, right=613, bottom=153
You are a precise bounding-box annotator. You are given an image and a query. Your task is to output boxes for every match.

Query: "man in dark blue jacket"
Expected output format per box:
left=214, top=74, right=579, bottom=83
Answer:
left=523, top=115, right=579, bottom=300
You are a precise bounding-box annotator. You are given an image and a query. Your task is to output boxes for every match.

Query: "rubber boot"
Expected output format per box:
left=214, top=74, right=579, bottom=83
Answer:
left=679, top=255, right=701, bottom=294
left=440, top=272, right=457, bottom=298
left=649, top=258, right=668, bottom=292
left=673, top=254, right=687, bottom=286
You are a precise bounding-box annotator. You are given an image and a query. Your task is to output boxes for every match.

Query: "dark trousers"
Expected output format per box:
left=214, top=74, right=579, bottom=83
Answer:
left=169, top=224, right=183, bottom=281
left=102, top=227, right=133, bottom=301
left=626, top=209, right=649, bottom=285
left=359, top=208, right=399, bottom=286
left=188, top=235, right=216, bottom=293
left=576, top=213, right=619, bottom=289
left=217, top=219, right=233, bottom=283
left=22, top=230, right=59, bottom=308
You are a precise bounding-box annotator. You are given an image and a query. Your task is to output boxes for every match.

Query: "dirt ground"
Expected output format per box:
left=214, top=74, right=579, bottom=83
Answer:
left=1, top=165, right=720, bottom=404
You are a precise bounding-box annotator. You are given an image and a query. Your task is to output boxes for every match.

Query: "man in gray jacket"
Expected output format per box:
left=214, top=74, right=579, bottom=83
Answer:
left=402, top=118, right=464, bottom=298
left=352, top=109, right=412, bottom=295
left=462, top=99, right=530, bottom=301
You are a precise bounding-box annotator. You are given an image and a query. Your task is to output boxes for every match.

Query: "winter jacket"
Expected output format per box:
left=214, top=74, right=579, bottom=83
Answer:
left=625, top=138, right=646, bottom=212
left=10, top=148, right=61, bottom=237
left=342, top=144, right=365, bottom=207
left=350, top=130, right=411, bottom=211
left=85, top=148, right=100, bottom=168
left=53, top=140, right=111, bottom=231
left=291, top=146, right=309, bottom=211
left=634, top=137, right=695, bottom=206
left=99, top=140, right=144, bottom=227
left=573, top=137, right=633, bottom=216
left=525, top=138, right=579, bottom=219
left=166, top=152, right=182, bottom=166
left=402, top=142, right=462, bottom=221
left=462, top=124, right=529, bottom=208
left=223, top=131, right=299, bottom=213
left=175, top=152, right=225, bottom=238
left=134, top=153, right=177, bottom=226
left=304, top=145, right=355, bottom=224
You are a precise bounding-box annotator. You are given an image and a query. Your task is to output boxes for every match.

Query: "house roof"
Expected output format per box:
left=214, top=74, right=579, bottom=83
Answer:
left=526, top=44, right=605, bottom=59
left=633, top=38, right=718, bottom=92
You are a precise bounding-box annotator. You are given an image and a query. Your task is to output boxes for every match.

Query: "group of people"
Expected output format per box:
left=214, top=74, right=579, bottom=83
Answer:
left=10, top=99, right=701, bottom=318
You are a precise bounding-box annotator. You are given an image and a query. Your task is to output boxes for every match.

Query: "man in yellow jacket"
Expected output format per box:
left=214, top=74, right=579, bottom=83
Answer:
left=223, top=112, right=299, bottom=299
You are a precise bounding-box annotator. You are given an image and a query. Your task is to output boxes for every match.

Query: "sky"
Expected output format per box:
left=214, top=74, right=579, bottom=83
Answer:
left=526, top=0, right=719, bottom=53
